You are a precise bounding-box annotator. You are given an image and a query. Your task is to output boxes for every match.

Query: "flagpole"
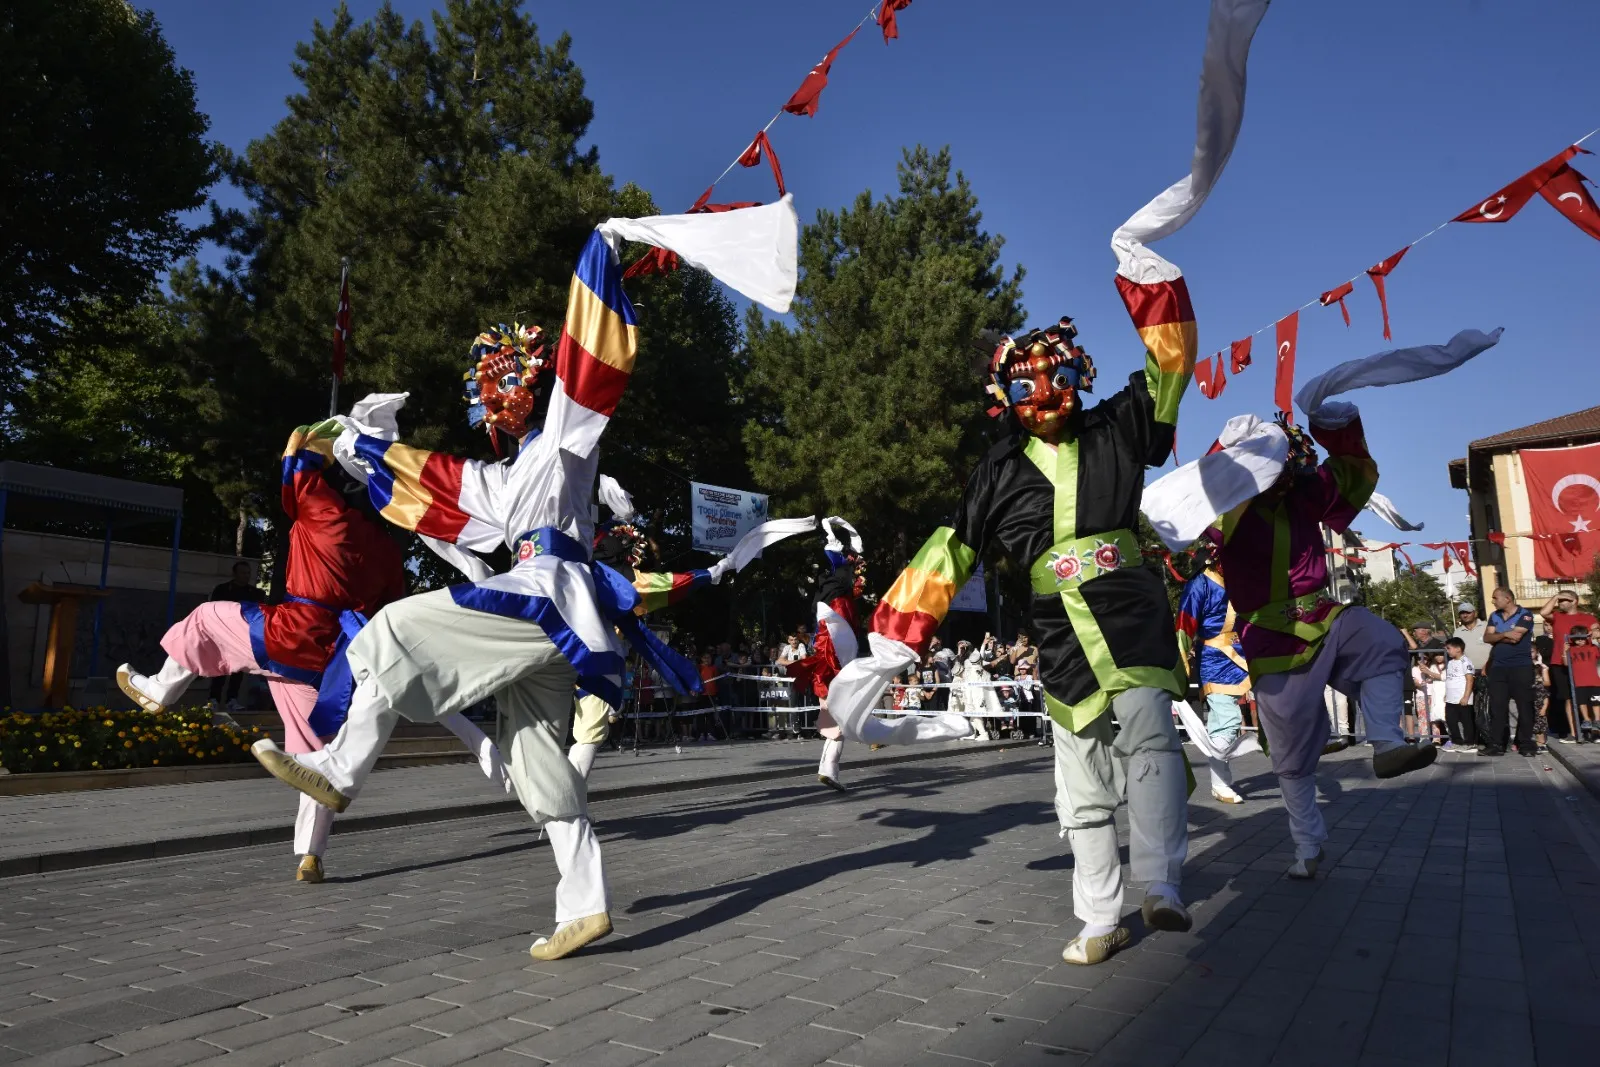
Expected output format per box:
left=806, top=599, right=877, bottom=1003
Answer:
left=330, top=258, right=348, bottom=417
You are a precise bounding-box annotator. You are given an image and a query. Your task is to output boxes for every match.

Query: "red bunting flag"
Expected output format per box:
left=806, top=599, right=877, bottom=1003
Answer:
left=622, top=247, right=679, bottom=279
left=331, top=263, right=351, bottom=382
left=689, top=186, right=762, bottom=214
left=783, top=27, right=859, bottom=117
left=1538, top=164, right=1600, bottom=242
left=1487, top=530, right=1507, bottom=546
left=1274, top=312, right=1299, bottom=420
left=1194, top=352, right=1227, bottom=399
left=1366, top=246, right=1409, bottom=341
left=879, top=0, right=912, bottom=42
left=1229, top=336, right=1252, bottom=374
left=738, top=131, right=786, bottom=197
left=1319, top=280, right=1354, bottom=327
left=1452, top=145, right=1582, bottom=224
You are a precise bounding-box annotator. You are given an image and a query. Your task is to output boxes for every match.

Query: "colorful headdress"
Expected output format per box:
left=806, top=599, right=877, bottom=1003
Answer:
left=985, top=316, right=1096, bottom=417
left=463, top=324, right=549, bottom=443
left=594, top=521, right=647, bottom=569
left=1274, top=413, right=1319, bottom=474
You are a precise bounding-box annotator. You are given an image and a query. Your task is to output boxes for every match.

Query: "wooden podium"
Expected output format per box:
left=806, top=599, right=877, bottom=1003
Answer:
left=17, top=582, right=111, bottom=708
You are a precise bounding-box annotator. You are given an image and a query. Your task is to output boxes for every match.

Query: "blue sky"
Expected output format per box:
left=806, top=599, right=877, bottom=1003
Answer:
left=148, top=0, right=1600, bottom=547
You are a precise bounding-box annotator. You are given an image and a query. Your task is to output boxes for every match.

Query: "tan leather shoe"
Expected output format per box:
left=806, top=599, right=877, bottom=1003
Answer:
left=1211, top=788, right=1244, bottom=805
left=529, top=912, right=612, bottom=961
left=818, top=775, right=847, bottom=792
left=251, top=739, right=350, bottom=813
left=296, top=855, right=324, bottom=884
left=116, top=666, right=166, bottom=714
left=1061, top=925, right=1130, bottom=966
left=1141, top=895, right=1193, bottom=933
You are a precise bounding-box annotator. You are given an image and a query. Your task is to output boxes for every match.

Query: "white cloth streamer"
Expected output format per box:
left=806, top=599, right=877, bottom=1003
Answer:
left=825, top=633, right=972, bottom=746
left=597, top=475, right=635, bottom=522
left=1364, top=491, right=1424, bottom=532
left=597, top=196, right=798, bottom=314
left=331, top=392, right=409, bottom=484
left=1111, top=0, right=1273, bottom=283
left=821, top=516, right=862, bottom=555
left=1172, top=700, right=1261, bottom=762
left=707, top=516, right=819, bottom=583
left=1141, top=415, right=1289, bottom=551
left=1293, top=328, right=1504, bottom=418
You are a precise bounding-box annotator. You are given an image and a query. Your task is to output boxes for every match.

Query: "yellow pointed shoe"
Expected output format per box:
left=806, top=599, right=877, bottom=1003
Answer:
left=296, top=855, right=324, bottom=884
left=251, top=739, right=351, bottom=813
left=1061, top=925, right=1131, bottom=966
left=116, top=665, right=166, bottom=714
left=529, top=912, right=612, bottom=961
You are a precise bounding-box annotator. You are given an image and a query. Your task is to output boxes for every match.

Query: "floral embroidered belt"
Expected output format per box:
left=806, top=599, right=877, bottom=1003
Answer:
left=1241, top=591, right=1341, bottom=634
left=1028, top=528, right=1141, bottom=596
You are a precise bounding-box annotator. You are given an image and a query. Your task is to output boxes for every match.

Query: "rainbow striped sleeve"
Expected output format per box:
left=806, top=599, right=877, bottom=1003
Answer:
left=280, top=419, right=341, bottom=516
left=351, top=434, right=504, bottom=551
left=1114, top=274, right=1196, bottom=427
left=870, top=528, right=977, bottom=654
left=631, top=569, right=712, bottom=616
left=1310, top=415, right=1379, bottom=532
left=545, top=231, right=641, bottom=458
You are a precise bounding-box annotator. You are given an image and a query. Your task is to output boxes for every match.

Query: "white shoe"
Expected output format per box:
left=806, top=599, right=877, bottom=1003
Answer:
left=116, top=665, right=166, bottom=713
left=1211, top=787, right=1244, bottom=805
left=1286, top=848, right=1325, bottom=880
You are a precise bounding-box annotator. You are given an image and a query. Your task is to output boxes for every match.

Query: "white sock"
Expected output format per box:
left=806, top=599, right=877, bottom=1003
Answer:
left=139, top=658, right=197, bottom=706
left=568, top=742, right=598, bottom=780
left=1078, top=922, right=1118, bottom=939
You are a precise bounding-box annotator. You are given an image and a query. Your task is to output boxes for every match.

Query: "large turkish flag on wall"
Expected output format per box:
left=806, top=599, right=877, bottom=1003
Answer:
left=1520, top=442, right=1600, bottom=580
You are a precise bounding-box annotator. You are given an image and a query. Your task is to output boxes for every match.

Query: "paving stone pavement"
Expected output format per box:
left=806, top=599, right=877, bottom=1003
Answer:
left=1, top=743, right=1598, bottom=1066
left=0, top=737, right=1003, bottom=871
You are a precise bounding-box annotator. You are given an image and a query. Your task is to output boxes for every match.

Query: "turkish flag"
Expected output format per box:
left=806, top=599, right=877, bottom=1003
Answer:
left=738, top=131, right=786, bottom=197
left=1520, top=442, right=1600, bottom=580
left=1229, top=336, right=1252, bottom=374
left=1320, top=281, right=1354, bottom=327
left=1194, top=352, right=1227, bottom=399
left=1274, top=312, right=1298, bottom=420
left=1453, top=144, right=1582, bottom=224
left=331, top=265, right=350, bottom=381
left=1366, top=246, right=1408, bottom=341
left=783, top=27, right=859, bottom=117
left=1539, top=164, right=1600, bottom=242
left=879, top=0, right=912, bottom=42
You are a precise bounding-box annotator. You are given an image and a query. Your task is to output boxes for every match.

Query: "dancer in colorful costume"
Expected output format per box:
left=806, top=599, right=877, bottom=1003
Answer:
left=1143, top=328, right=1503, bottom=879
left=118, top=417, right=407, bottom=884
left=247, top=199, right=797, bottom=961
left=1174, top=544, right=1252, bottom=804
left=571, top=493, right=815, bottom=779
left=787, top=518, right=867, bottom=791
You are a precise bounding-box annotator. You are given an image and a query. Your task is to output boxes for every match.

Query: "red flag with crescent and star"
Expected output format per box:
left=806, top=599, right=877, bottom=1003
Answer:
left=1538, top=164, right=1600, bottom=242
left=1274, top=311, right=1298, bottom=420
left=1320, top=281, right=1354, bottom=327
left=1194, top=352, right=1227, bottom=399
left=1520, top=442, right=1600, bottom=580
left=331, top=264, right=350, bottom=382
left=1452, top=145, right=1583, bottom=224
left=783, top=27, right=859, bottom=117
left=1230, top=336, right=1252, bottom=374
left=1366, top=246, right=1409, bottom=341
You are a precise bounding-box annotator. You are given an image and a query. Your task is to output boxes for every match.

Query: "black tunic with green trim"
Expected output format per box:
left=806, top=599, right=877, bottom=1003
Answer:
left=870, top=271, right=1196, bottom=734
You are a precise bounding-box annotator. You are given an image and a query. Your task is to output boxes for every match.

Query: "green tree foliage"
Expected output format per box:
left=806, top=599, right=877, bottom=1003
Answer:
left=0, top=0, right=215, bottom=414
left=175, top=1, right=743, bottom=596
left=1365, top=565, right=1450, bottom=631
left=742, top=146, right=1025, bottom=575
left=3, top=297, right=244, bottom=551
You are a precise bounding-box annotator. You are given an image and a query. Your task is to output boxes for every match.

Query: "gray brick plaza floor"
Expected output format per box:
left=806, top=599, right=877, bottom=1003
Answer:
left=2, top=743, right=1598, bottom=1066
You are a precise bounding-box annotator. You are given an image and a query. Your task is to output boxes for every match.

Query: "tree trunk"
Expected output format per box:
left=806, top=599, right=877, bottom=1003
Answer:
left=235, top=507, right=247, bottom=558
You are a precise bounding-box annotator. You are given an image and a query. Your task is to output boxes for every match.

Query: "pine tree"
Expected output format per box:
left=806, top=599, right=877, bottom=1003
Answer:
left=742, top=146, right=1025, bottom=574
left=0, top=0, right=215, bottom=422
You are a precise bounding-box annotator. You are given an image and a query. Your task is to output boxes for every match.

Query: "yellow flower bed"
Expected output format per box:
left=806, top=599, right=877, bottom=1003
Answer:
left=0, top=707, right=268, bottom=774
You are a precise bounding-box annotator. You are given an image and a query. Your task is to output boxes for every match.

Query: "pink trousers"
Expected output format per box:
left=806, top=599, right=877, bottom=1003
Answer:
left=161, top=602, right=324, bottom=755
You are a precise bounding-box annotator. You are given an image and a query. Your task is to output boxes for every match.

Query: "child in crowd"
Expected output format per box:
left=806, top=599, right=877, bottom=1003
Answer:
left=1566, top=626, right=1599, bottom=742
left=1441, top=637, right=1476, bottom=750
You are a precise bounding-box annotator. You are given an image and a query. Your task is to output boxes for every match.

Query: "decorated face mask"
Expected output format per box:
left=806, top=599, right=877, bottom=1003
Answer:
left=464, top=324, right=549, bottom=448
left=987, top=317, right=1095, bottom=443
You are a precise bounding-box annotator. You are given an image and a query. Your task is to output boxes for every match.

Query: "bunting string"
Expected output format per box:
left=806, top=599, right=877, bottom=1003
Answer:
left=1200, top=126, right=1600, bottom=401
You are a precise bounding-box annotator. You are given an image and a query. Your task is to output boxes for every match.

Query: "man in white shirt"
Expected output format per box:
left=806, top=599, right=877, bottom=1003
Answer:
left=777, top=633, right=808, bottom=666
left=1441, top=636, right=1477, bottom=749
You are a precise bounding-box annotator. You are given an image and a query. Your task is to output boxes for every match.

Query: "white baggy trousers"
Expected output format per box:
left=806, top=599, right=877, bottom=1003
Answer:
left=290, top=588, right=608, bottom=923
left=1052, top=686, right=1189, bottom=927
